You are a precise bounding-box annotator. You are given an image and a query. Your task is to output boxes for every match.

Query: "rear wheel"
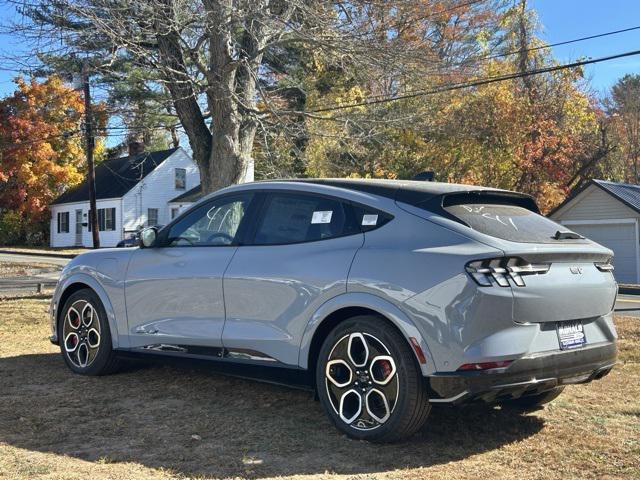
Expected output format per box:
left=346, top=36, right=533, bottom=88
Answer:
left=316, top=315, right=430, bottom=442
left=59, top=288, right=121, bottom=375
left=500, top=387, right=565, bottom=411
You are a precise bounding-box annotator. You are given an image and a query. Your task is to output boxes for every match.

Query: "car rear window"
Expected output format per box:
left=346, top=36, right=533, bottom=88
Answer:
left=444, top=203, right=581, bottom=243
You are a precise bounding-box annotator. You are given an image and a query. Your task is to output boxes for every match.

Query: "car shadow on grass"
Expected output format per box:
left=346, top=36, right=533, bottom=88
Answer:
left=0, top=353, right=544, bottom=478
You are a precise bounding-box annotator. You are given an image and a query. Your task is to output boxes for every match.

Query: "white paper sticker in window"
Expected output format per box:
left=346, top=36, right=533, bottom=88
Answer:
left=311, top=210, right=333, bottom=224
left=362, top=214, right=378, bottom=226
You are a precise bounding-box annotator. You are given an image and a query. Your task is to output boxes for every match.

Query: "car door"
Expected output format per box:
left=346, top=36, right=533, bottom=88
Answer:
left=222, top=191, right=365, bottom=366
left=124, top=192, right=254, bottom=354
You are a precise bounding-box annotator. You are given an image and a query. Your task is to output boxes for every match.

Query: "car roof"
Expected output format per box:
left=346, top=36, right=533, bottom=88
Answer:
left=200, top=178, right=538, bottom=213
left=243, top=178, right=513, bottom=206
left=282, top=178, right=499, bottom=202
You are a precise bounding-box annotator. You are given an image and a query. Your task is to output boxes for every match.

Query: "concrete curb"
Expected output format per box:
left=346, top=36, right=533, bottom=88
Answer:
left=0, top=249, right=77, bottom=259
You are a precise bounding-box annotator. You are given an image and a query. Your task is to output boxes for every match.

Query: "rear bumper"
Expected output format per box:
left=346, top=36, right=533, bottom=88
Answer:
left=426, top=341, right=617, bottom=404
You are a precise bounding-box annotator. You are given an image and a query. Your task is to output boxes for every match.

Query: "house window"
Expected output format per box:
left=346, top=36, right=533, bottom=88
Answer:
left=175, top=168, right=186, bottom=190
left=148, top=208, right=159, bottom=226
left=171, top=207, right=180, bottom=220
left=57, top=212, right=69, bottom=233
left=89, top=208, right=116, bottom=231
left=104, top=208, right=115, bottom=231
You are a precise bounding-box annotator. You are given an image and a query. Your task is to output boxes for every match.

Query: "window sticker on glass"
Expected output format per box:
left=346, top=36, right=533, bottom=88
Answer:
left=311, top=210, right=333, bottom=224
left=362, top=214, right=378, bottom=226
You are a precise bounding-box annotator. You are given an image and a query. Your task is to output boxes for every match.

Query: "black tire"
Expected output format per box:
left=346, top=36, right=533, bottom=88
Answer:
left=316, top=315, right=430, bottom=442
left=58, top=288, right=121, bottom=376
left=500, top=387, right=565, bottom=411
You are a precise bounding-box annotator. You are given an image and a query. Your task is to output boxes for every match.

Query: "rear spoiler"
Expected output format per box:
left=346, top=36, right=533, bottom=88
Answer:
left=396, top=189, right=540, bottom=218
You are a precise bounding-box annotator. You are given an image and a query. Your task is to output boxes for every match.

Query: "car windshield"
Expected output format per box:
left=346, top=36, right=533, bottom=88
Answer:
left=444, top=203, right=583, bottom=243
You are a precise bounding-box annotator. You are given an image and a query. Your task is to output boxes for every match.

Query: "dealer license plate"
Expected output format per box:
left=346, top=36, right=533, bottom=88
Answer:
left=557, top=321, right=586, bottom=350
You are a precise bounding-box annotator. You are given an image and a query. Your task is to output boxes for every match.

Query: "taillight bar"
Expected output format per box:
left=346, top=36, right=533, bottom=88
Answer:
left=466, top=257, right=550, bottom=287
left=595, top=262, right=614, bottom=272
left=508, top=264, right=551, bottom=274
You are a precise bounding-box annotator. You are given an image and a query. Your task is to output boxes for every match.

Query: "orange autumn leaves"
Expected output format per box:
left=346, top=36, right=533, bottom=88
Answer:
left=0, top=76, right=85, bottom=227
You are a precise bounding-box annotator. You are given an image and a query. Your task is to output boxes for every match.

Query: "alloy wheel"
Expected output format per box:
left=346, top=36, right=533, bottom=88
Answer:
left=325, top=332, right=399, bottom=431
left=62, top=300, right=101, bottom=369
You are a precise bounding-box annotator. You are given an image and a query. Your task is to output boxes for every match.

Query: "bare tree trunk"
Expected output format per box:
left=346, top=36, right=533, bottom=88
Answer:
left=155, top=0, right=213, bottom=190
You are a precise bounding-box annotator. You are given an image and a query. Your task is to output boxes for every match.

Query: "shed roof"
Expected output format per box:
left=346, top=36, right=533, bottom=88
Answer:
left=550, top=179, right=640, bottom=217
left=168, top=184, right=202, bottom=204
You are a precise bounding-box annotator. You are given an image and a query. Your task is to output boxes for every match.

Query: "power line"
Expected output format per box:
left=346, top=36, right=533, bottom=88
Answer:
left=4, top=45, right=640, bottom=148
left=0, top=122, right=183, bottom=153
left=0, top=130, right=82, bottom=150
left=307, top=48, right=640, bottom=114
left=482, top=25, right=640, bottom=63
left=311, top=24, right=640, bottom=107
left=3, top=47, right=637, bottom=148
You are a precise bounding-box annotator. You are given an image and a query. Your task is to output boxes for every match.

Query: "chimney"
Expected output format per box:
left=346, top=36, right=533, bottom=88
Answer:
left=128, top=141, right=145, bottom=157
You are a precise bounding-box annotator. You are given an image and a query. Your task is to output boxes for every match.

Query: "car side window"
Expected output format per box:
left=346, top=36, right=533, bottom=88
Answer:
left=351, top=205, right=393, bottom=231
left=165, top=194, right=252, bottom=247
left=253, top=193, right=359, bottom=245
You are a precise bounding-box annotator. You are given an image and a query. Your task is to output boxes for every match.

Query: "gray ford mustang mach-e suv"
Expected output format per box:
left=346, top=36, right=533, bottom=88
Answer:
left=50, top=179, right=618, bottom=442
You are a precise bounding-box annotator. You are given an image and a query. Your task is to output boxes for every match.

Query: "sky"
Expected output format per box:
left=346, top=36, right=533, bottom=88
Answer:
left=531, top=0, right=640, bottom=94
left=0, top=1, right=639, bottom=100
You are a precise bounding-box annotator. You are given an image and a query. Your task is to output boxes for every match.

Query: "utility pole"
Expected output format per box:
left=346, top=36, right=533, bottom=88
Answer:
left=82, top=60, right=100, bottom=248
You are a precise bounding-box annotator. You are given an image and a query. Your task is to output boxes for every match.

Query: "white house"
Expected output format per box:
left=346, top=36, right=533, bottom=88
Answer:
left=50, top=145, right=200, bottom=247
left=549, top=179, right=640, bottom=284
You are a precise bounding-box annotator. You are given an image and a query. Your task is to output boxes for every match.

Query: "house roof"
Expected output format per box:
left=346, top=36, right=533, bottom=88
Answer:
left=51, top=148, right=179, bottom=205
left=168, top=184, right=202, bottom=204
left=550, top=179, right=640, bottom=217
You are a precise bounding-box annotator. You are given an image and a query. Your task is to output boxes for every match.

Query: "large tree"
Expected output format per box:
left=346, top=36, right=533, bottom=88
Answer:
left=0, top=76, right=86, bottom=243
left=607, top=74, right=640, bottom=183
left=304, top=0, right=612, bottom=212
left=12, top=0, right=507, bottom=193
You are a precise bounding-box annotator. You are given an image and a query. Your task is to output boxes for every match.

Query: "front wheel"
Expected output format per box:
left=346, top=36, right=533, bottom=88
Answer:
left=316, top=316, right=431, bottom=442
left=59, top=288, right=121, bottom=376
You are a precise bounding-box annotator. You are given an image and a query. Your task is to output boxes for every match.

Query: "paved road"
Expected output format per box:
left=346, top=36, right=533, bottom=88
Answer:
left=0, top=253, right=66, bottom=293
left=0, top=253, right=70, bottom=267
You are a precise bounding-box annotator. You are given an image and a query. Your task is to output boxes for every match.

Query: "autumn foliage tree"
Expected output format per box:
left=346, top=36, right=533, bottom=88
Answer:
left=8, top=0, right=630, bottom=217
left=304, top=1, right=610, bottom=213
left=606, top=74, right=640, bottom=183
left=0, top=76, right=85, bottom=244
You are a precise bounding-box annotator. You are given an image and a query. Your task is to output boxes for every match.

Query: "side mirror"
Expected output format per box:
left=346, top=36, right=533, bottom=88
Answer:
left=140, top=227, right=158, bottom=248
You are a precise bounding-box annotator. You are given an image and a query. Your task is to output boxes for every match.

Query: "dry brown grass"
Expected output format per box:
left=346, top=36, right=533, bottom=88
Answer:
left=0, top=297, right=638, bottom=480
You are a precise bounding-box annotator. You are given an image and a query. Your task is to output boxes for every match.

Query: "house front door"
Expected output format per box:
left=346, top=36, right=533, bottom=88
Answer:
left=75, top=210, right=83, bottom=246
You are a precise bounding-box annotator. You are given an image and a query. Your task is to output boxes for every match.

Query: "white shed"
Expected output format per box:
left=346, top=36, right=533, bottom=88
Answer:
left=167, top=185, right=203, bottom=220
left=549, top=179, right=640, bottom=284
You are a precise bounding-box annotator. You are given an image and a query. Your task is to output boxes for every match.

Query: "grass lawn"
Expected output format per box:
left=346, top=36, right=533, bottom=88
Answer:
left=0, top=297, right=638, bottom=480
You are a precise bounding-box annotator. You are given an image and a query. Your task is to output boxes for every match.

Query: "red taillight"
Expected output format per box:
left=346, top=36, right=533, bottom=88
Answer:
left=409, top=337, right=427, bottom=364
left=457, top=360, right=513, bottom=371
left=595, top=261, right=614, bottom=272
left=466, top=257, right=549, bottom=287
